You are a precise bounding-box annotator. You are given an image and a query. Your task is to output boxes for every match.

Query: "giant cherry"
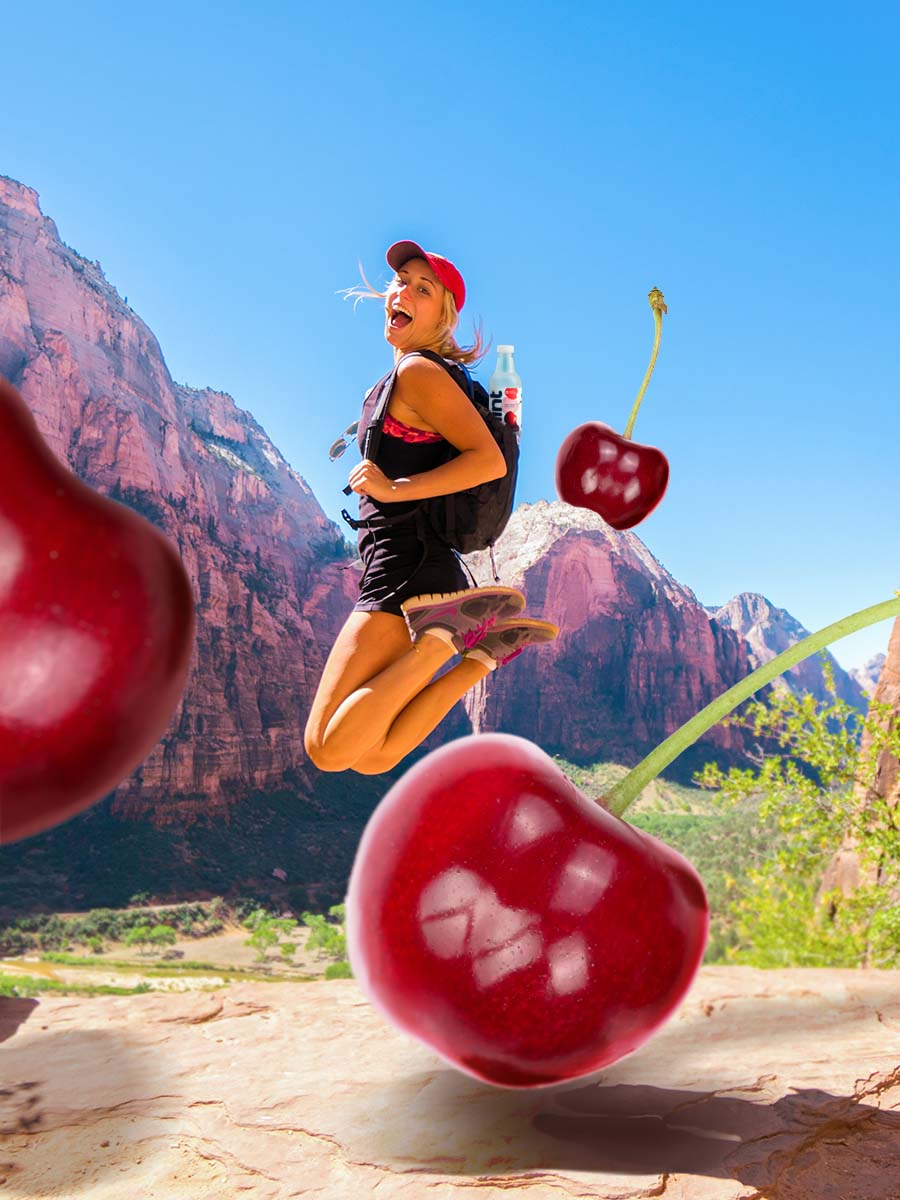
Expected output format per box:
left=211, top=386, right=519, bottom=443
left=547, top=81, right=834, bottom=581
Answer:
left=0, top=377, right=196, bottom=844
left=348, top=733, right=707, bottom=1088
left=347, top=596, right=900, bottom=1088
left=556, top=288, right=670, bottom=530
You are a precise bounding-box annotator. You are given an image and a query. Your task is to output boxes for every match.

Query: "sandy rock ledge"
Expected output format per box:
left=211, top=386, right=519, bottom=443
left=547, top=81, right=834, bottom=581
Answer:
left=1, top=966, right=899, bottom=1199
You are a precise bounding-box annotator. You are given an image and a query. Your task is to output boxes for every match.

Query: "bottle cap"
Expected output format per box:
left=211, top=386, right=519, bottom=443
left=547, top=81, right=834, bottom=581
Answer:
left=497, top=344, right=515, bottom=353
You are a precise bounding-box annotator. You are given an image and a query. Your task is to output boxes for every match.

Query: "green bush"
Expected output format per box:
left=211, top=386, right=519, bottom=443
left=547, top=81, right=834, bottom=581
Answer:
left=148, top=924, right=178, bottom=949
left=629, top=804, right=778, bottom=962
left=324, top=961, right=353, bottom=980
left=124, top=925, right=153, bottom=954
left=692, top=660, right=900, bottom=968
left=301, top=903, right=352, bottom=977
left=241, top=911, right=298, bottom=963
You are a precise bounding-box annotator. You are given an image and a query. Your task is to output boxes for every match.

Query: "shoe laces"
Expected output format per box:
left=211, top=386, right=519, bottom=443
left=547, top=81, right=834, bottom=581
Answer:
left=463, top=615, right=496, bottom=650
left=498, top=646, right=524, bottom=666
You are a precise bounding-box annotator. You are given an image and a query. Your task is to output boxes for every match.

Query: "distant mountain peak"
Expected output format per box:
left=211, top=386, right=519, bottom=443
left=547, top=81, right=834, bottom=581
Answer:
left=850, top=653, right=886, bottom=698
left=712, top=592, right=867, bottom=710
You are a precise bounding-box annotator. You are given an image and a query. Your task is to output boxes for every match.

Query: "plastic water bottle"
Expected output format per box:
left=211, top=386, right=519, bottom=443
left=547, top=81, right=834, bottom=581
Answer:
left=488, top=345, right=522, bottom=432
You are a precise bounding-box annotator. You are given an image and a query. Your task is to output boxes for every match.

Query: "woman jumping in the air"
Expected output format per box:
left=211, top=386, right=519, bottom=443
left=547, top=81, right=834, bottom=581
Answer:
left=304, top=240, right=558, bottom=775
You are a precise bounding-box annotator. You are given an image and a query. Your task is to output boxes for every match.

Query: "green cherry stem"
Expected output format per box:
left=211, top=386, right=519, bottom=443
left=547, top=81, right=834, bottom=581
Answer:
left=605, top=594, right=900, bottom=817
left=622, top=288, right=668, bottom=441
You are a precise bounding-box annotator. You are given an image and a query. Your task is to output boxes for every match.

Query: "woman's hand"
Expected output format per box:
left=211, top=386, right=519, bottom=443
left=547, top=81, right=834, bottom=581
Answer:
left=347, top=458, right=401, bottom=503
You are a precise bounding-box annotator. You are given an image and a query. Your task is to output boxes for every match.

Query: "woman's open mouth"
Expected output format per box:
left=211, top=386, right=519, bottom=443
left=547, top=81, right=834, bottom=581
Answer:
left=388, top=305, right=413, bottom=330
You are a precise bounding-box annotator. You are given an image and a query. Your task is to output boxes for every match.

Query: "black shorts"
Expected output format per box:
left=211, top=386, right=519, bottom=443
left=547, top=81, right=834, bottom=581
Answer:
left=354, top=525, right=469, bottom=617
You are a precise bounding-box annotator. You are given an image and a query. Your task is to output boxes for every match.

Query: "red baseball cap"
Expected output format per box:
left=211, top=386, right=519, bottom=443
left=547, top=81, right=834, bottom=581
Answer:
left=386, top=240, right=466, bottom=312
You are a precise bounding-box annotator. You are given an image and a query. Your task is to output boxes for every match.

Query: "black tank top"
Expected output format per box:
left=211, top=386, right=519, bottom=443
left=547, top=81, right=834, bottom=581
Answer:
left=356, top=370, right=455, bottom=531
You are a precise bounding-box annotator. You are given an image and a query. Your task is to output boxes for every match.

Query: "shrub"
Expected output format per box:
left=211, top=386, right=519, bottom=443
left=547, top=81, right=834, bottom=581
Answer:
left=694, top=659, right=900, bottom=968
left=301, top=903, right=352, bottom=977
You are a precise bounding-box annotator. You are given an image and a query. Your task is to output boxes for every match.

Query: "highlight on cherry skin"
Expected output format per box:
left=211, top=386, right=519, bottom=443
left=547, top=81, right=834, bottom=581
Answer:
left=346, top=732, right=709, bottom=1089
left=0, top=375, right=196, bottom=845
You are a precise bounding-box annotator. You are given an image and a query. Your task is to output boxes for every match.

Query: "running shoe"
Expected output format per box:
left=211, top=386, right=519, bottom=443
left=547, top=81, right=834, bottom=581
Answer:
left=463, top=618, right=560, bottom=667
left=401, top=586, right=526, bottom=655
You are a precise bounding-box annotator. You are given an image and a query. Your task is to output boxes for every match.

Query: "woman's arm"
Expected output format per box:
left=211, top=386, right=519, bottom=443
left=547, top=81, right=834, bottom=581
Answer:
left=347, top=356, right=506, bottom=503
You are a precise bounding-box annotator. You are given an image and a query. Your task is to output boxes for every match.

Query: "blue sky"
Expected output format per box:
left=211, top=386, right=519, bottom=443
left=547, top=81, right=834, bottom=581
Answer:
left=4, top=2, right=899, bottom=670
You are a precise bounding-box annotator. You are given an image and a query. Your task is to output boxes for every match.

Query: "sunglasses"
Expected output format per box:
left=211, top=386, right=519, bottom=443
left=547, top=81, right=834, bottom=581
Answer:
left=328, top=421, right=360, bottom=461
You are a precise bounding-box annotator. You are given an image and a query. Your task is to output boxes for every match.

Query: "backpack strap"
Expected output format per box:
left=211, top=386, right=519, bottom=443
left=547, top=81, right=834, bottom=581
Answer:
left=340, top=363, right=399, bottom=502
left=413, top=349, right=475, bottom=402
left=340, top=351, right=467, bottom=529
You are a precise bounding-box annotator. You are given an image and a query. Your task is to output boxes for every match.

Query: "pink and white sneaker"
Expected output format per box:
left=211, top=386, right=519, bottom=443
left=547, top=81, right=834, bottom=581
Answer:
left=463, top=618, right=560, bottom=668
left=401, top=586, right=526, bottom=655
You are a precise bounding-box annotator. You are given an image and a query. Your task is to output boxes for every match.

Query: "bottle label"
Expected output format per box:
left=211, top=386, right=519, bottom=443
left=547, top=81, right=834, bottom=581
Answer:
left=501, top=387, right=522, bottom=431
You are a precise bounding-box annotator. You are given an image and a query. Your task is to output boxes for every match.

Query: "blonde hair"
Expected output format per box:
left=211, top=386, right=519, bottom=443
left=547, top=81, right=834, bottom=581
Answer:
left=340, top=260, right=489, bottom=365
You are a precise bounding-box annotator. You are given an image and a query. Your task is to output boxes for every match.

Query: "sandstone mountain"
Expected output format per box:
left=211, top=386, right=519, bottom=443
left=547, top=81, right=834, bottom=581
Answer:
left=464, top=502, right=754, bottom=774
left=708, top=592, right=868, bottom=710
left=820, top=617, right=900, bottom=899
left=0, top=173, right=379, bottom=827
left=859, top=621, right=900, bottom=824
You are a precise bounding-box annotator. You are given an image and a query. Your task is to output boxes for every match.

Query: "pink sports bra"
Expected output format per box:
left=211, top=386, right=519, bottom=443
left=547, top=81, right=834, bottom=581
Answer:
left=383, top=411, right=444, bottom=444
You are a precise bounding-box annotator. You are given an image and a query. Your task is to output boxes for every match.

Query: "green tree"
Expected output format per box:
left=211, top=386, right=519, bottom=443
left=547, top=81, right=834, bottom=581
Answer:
left=695, top=661, right=900, bottom=968
left=241, top=912, right=298, bottom=964
left=243, top=920, right=279, bottom=963
left=124, top=925, right=154, bottom=955
left=301, top=904, right=352, bottom=976
left=147, top=924, right=178, bottom=953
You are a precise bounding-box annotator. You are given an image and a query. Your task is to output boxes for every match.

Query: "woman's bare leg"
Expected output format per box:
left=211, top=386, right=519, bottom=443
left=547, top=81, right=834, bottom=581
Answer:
left=351, top=655, right=489, bottom=774
left=305, top=610, right=460, bottom=772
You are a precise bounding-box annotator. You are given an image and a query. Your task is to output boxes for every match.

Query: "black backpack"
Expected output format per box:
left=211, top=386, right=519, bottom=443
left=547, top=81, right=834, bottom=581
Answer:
left=341, top=349, right=519, bottom=578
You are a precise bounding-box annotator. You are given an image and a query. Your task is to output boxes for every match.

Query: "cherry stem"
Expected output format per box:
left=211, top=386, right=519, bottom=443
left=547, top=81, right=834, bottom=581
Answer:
left=622, top=288, right=667, bottom=441
left=604, top=594, right=900, bottom=817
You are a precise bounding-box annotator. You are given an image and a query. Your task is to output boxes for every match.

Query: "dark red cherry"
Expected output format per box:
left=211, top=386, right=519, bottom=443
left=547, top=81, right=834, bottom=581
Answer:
left=346, top=733, right=708, bottom=1088
left=555, top=421, right=669, bottom=530
left=0, top=377, right=195, bottom=844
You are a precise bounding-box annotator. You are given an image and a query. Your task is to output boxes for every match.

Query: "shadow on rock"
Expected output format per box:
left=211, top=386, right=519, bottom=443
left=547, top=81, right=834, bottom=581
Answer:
left=0, top=1026, right=179, bottom=1197
left=537, top=1081, right=900, bottom=1197
left=363, top=1070, right=900, bottom=1199
left=0, top=998, right=39, bottom=1044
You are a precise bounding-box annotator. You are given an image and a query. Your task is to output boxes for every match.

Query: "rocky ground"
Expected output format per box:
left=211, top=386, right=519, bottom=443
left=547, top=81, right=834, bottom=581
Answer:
left=2, top=965, right=899, bottom=1199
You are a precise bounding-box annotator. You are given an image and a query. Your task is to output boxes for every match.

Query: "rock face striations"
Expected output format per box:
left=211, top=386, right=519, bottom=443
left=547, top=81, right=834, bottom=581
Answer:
left=711, top=592, right=868, bottom=711
left=864, top=619, right=900, bottom=818
left=820, top=617, right=900, bottom=899
left=463, top=502, right=754, bottom=773
left=0, top=175, right=364, bottom=823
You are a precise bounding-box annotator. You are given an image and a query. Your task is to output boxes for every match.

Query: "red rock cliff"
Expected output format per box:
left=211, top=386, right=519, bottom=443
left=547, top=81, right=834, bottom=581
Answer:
left=465, top=501, right=754, bottom=770
left=0, top=175, right=362, bottom=822
left=819, top=616, right=900, bottom=898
